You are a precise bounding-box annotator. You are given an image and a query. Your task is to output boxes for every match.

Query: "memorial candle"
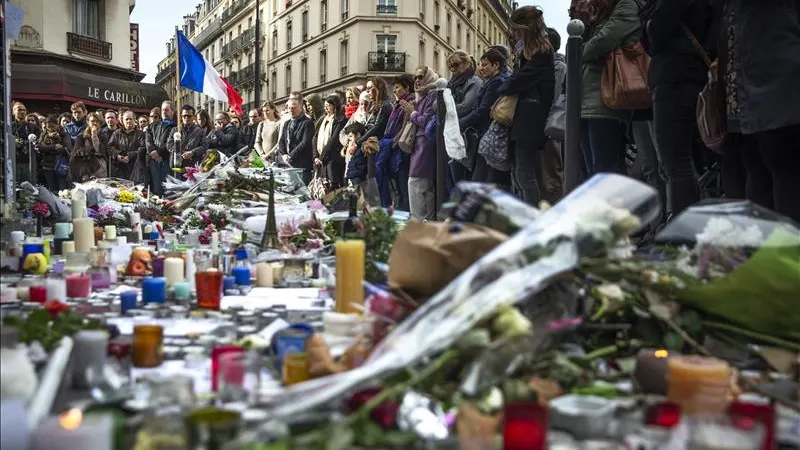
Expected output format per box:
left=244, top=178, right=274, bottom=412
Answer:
left=30, top=410, right=112, bottom=450
left=66, top=274, right=91, bottom=298
left=335, top=240, right=365, bottom=314
left=72, top=218, right=95, bottom=253
left=103, top=225, right=116, bottom=241
left=46, top=278, right=68, bottom=303
left=255, top=262, right=273, bottom=287
left=61, top=241, right=76, bottom=255
left=71, top=330, right=109, bottom=388
left=163, top=257, right=185, bottom=287
left=667, top=355, right=732, bottom=415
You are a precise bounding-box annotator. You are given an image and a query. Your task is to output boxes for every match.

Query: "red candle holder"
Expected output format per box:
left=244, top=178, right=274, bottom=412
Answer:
left=503, top=401, right=548, bottom=450
left=729, top=401, right=776, bottom=450
left=65, top=274, right=91, bottom=298
left=29, top=285, right=48, bottom=303
left=210, top=345, right=243, bottom=392
left=645, top=402, right=682, bottom=429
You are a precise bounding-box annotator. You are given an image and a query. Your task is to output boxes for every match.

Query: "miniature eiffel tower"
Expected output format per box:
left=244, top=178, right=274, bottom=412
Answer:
left=260, top=169, right=280, bottom=250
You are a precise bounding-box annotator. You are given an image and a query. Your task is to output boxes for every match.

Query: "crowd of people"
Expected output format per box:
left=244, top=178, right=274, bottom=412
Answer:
left=9, top=1, right=800, bottom=228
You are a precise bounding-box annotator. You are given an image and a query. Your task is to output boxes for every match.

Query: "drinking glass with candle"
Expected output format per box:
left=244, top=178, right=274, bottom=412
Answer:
left=196, top=270, right=223, bottom=310
left=216, top=351, right=261, bottom=405
left=667, top=355, right=732, bottom=415
left=503, top=401, right=548, bottom=450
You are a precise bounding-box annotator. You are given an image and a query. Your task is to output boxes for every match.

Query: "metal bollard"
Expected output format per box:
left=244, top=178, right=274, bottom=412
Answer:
left=563, top=19, right=586, bottom=196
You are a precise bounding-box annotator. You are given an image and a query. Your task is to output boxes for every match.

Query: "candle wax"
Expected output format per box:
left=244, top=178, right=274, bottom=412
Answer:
left=335, top=240, right=365, bottom=314
left=72, top=218, right=95, bottom=253
left=163, top=257, right=185, bottom=287
left=61, top=241, right=76, bottom=254
left=255, top=263, right=273, bottom=287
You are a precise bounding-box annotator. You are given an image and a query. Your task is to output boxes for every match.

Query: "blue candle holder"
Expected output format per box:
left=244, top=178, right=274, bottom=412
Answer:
left=173, top=281, right=190, bottom=301
left=232, top=267, right=251, bottom=286
left=142, top=277, right=166, bottom=304
left=223, top=276, right=236, bottom=291
left=120, top=290, right=138, bottom=313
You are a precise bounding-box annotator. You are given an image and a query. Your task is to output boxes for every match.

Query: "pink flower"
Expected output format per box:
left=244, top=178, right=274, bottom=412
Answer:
left=32, top=202, right=50, bottom=217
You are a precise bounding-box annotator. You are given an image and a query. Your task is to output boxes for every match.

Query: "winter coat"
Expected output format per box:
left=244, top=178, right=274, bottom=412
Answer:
left=501, top=51, right=555, bottom=151
left=449, top=74, right=483, bottom=118
left=37, top=130, right=71, bottom=172
left=64, top=120, right=87, bottom=144
left=145, top=119, right=175, bottom=162
left=207, top=122, right=240, bottom=156
left=277, top=114, right=315, bottom=171
left=580, top=0, right=642, bottom=121
left=313, top=114, right=347, bottom=188
left=238, top=123, right=258, bottom=151
left=347, top=100, right=392, bottom=184
left=108, top=128, right=146, bottom=181
left=70, top=132, right=108, bottom=182
left=409, top=90, right=438, bottom=180
left=254, top=120, right=281, bottom=158
left=460, top=69, right=511, bottom=136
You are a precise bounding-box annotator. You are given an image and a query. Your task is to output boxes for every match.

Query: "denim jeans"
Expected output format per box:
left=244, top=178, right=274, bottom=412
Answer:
left=653, top=83, right=703, bottom=217
left=631, top=120, right=668, bottom=220
left=580, top=118, right=628, bottom=176
left=147, top=160, right=170, bottom=196
left=392, top=153, right=410, bottom=211
left=511, top=143, right=542, bottom=206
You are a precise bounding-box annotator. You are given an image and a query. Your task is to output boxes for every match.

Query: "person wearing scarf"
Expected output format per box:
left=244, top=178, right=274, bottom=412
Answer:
left=343, top=86, right=361, bottom=119
left=38, top=115, right=71, bottom=193
left=340, top=90, right=372, bottom=177
left=399, top=66, right=440, bottom=220
left=446, top=51, right=484, bottom=184
left=382, top=74, right=416, bottom=210
left=313, top=95, right=347, bottom=189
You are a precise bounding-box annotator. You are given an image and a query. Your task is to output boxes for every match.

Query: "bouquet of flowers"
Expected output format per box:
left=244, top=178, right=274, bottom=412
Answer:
left=278, top=214, right=332, bottom=254
left=31, top=202, right=50, bottom=219
left=89, top=204, right=127, bottom=227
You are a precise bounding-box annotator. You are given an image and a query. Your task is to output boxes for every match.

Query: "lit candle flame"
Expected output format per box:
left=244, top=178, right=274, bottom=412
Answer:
left=58, top=408, right=83, bottom=430
left=654, top=349, right=669, bottom=359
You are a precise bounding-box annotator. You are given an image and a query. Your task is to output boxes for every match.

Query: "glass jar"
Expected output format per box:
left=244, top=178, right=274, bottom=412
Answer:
left=132, top=324, right=164, bottom=368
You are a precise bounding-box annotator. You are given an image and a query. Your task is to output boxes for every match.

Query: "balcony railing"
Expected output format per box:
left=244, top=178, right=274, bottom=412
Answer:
left=222, top=28, right=256, bottom=59
left=340, top=66, right=348, bottom=76
left=376, top=4, right=397, bottom=14
left=66, top=32, right=112, bottom=60
left=193, top=18, right=222, bottom=48
left=367, top=51, right=406, bottom=72
left=228, top=62, right=262, bottom=87
left=155, top=61, right=176, bottom=84
left=221, top=0, right=247, bottom=25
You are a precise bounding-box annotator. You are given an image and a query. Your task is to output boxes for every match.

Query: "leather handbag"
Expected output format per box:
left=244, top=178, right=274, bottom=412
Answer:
left=397, top=120, right=416, bottom=154
left=681, top=23, right=726, bottom=153
left=307, top=166, right=329, bottom=200
left=490, top=95, right=519, bottom=127
left=601, top=42, right=653, bottom=110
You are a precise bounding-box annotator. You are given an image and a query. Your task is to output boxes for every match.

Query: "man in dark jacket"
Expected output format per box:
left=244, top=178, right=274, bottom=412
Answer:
left=168, top=105, right=209, bottom=170
left=109, top=110, right=146, bottom=182
left=207, top=112, right=240, bottom=157
left=11, top=101, right=41, bottom=184
left=145, top=101, right=176, bottom=196
left=277, top=94, right=315, bottom=184
left=64, top=101, right=88, bottom=145
left=238, top=109, right=261, bottom=152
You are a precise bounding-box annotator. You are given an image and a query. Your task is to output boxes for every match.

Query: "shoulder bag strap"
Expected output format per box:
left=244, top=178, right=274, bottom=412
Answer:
left=680, top=23, right=714, bottom=69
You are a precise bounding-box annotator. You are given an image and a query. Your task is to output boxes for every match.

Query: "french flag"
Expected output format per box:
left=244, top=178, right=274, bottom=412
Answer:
left=176, top=30, right=243, bottom=116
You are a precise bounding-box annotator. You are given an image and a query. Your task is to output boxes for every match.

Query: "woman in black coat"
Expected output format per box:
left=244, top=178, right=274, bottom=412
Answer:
left=313, top=95, right=347, bottom=189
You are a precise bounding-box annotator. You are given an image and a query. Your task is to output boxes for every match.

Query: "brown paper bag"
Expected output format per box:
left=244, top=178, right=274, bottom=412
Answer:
left=388, top=221, right=507, bottom=298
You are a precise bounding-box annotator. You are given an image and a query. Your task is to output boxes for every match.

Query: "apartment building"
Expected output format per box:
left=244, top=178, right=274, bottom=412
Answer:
left=10, top=0, right=168, bottom=114
left=157, top=0, right=512, bottom=113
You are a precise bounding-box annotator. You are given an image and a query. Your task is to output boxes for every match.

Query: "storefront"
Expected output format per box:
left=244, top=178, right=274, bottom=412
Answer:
left=11, top=63, right=169, bottom=115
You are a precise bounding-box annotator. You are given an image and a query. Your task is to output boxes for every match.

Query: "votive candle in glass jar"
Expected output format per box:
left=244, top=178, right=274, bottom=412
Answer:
left=281, top=352, right=310, bottom=386
left=195, top=270, right=223, bottom=310
left=132, top=324, right=164, bottom=368
left=66, top=274, right=91, bottom=298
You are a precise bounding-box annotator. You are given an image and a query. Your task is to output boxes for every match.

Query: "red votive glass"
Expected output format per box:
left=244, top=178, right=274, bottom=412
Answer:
left=210, top=345, right=243, bottom=392
left=503, top=401, right=548, bottom=450
left=29, top=285, right=48, bottom=303
left=729, top=401, right=776, bottom=450
left=195, top=270, right=224, bottom=310
left=66, top=274, right=91, bottom=298
left=645, top=402, right=682, bottom=428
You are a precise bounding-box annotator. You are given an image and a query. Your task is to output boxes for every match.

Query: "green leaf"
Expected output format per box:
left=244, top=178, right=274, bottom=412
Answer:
left=663, top=332, right=683, bottom=350
left=676, top=309, right=703, bottom=336
left=383, top=431, right=418, bottom=446
left=325, top=424, right=354, bottom=450
left=354, top=421, right=385, bottom=447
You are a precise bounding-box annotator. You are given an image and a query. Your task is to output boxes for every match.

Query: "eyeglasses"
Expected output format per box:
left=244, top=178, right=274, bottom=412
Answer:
left=181, top=114, right=194, bottom=118
left=150, top=115, right=158, bottom=118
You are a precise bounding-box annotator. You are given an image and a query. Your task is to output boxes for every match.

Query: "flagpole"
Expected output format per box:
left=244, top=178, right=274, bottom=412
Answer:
left=174, top=27, right=183, bottom=134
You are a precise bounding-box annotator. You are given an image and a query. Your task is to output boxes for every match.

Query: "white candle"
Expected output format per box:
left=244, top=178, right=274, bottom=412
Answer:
left=71, top=330, right=108, bottom=388
left=163, top=257, right=185, bottom=287
left=185, top=250, right=196, bottom=292
left=129, top=212, right=140, bottom=228
left=103, top=225, right=116, bottom=241
left=30, top=411, right=112, bottom=450
left=71, top=190, right=87, bottom=219
left=61, top=241, right=76, bottom=254
left=255, top=262, right=274, bottom=287
left=143, top=224, right=152, bottom=235
left=17, top=286, right=30, bottom=301
left=72, top=218, right=95, bottom=253
left=210, top=232, right=220, bottom=253
left=46, top=278, right=67, bottom=302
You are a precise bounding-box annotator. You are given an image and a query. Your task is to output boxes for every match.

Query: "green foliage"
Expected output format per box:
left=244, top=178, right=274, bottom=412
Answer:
left=360, top=208, right=400, bottom=281
left=2, top=310, right=105, bottom=353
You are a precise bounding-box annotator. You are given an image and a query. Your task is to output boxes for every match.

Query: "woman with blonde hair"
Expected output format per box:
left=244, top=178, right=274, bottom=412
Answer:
left=501, top=5, right=555, bottom=206
left=447, top=50, right=483, bottom=182
left=344, top=86, right=361, bottom=118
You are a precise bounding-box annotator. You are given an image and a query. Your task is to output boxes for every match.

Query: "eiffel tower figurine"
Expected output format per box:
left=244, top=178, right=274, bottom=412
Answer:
left=260, top=169, right=280, bottom=250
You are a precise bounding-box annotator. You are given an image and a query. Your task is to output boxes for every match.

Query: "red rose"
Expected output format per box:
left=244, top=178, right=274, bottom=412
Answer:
left=346, top=387, right=399, bottom=429
left=43, top=299, right=70, bottom=318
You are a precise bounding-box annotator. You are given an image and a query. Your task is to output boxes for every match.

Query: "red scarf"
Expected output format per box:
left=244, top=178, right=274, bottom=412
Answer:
left=344, top=103, right=358, bottom=119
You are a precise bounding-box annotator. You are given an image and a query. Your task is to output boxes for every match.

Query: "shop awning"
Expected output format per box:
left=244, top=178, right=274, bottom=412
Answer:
left=11, top=63, right=169, bottom=113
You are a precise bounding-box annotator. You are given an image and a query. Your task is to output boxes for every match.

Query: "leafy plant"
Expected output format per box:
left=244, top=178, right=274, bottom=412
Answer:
left=3, top=309, right=106, bottom=353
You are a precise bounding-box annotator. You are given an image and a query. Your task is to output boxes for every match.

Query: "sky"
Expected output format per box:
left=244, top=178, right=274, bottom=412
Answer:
left=132, top=0, right=571, bottom=84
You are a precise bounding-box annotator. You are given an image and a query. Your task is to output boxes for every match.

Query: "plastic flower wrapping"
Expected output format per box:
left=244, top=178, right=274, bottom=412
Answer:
left=261, top=174, right=660, bottom=420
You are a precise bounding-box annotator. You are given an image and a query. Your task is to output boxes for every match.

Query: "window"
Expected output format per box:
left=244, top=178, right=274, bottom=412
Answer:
left=376, top=34, right=397, bottom=53
left=466, top=32, right=471, bottom=53
left=433, top=49, right=439, bottom=73
left=238, top=24, right=242, bottom=35
left=419, top=40, right=425, bottom=65
left=272, top=0, right=277, bottom=15
left=302, top=10, right=308, bottom=42
left=285, top=64, right=292, bottom=95
left=434, top=1, right=440, bottom=28
left=319, top=49, right=327, bottom=83
left=74, top=0, right=100, bottom=38
left=286, top=20, right=292, bottom=50
left=321, top=0, right=328, bottom=32
left=446, top=13, right=452, bottom=43
left=341, top=0, right=349, bottom=21
left=456, top=23, right=461, bottom=48
left=272, top=29, right=278, bottom=56
left=271, top=70, right=277, bottom=98
left=419, top=0, right=425, bottom=18
left=377, top=0, right=397, bottom=14
left=300, top=58, right=308, bottom=89
left=248, top=18, right=252, bottom=29
left=340, top=39, right=348, bottom=75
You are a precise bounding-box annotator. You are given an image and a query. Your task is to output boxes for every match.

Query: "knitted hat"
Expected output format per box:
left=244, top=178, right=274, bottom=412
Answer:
left=487, top=45, right=511, bottom=63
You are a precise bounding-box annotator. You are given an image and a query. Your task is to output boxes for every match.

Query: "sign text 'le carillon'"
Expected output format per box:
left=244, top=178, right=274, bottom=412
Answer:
left=87, top=87, right=148, bottom=107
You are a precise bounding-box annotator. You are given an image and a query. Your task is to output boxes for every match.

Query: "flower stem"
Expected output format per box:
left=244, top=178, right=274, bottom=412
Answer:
left=350, top=350, right=460, bottom=423
left=702, top=320, right=800, bottom=352
left=581, top=345, right=619, bottom=362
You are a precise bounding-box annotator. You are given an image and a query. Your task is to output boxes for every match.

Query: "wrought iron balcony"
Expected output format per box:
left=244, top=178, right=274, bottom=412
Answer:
left=155, top=61, right=176, bottom=85
left=193, top=18, right=222, bottom=49
left=367, top=51, right=405, bottom=72
left=376, top=4, right=397, bottom=14
left=228, top=62, right=262, bottom=87
left=222, top=28, right=256, bottom=59
left=221, top=0, right=247, bottom=25
left=66, top=32, right=112, bottom=61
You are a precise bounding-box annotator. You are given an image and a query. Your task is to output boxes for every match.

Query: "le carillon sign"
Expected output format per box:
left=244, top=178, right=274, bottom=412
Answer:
left=86, top=86, right=149, bottom=107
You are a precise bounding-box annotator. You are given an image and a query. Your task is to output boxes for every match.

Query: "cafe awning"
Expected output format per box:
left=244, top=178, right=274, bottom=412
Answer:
left=11, top=63, right=169, bottom=113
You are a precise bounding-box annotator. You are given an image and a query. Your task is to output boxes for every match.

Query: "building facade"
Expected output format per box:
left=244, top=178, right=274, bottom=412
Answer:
left=157, top=0, right=512, bottom=114
left=10, top=0, right=168, bottom=114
